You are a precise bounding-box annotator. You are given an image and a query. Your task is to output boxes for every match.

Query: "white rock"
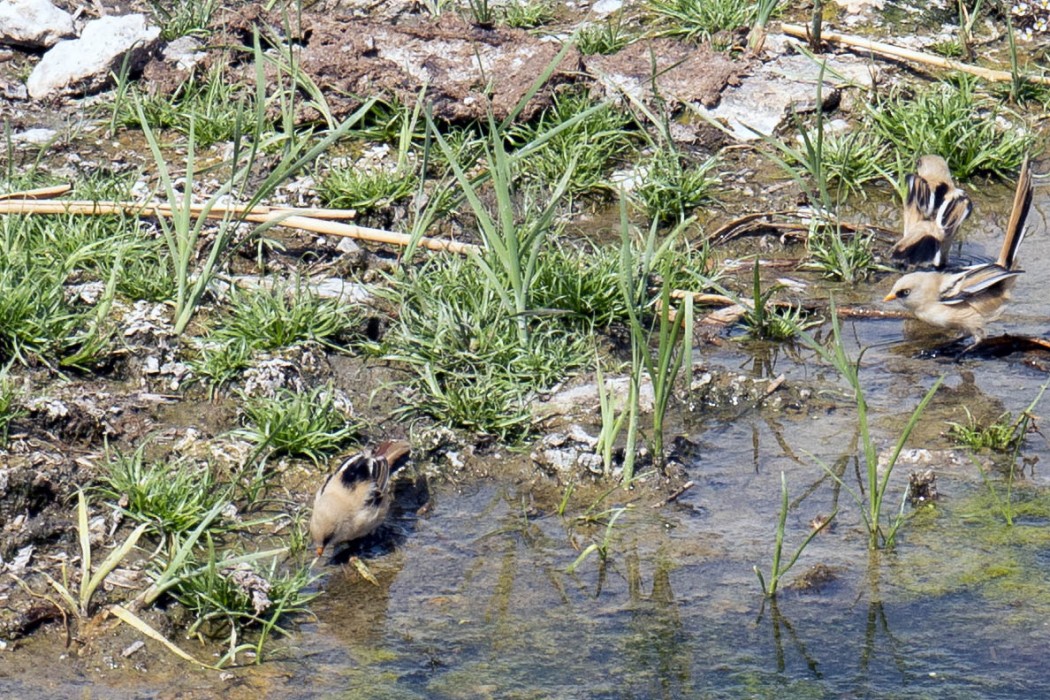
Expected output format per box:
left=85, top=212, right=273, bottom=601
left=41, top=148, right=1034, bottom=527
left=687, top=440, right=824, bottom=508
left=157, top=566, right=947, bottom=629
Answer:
left=693, top=53, right=877, bottom=141
left=590, top=0, right=623, bottom=16
left=335, top=237, right=362, bottom=255
left=534, top=374, right=656, bottom=422
left=2, top=545, right=34, bottom=574
left=228, top=274, right=370, bottom=304
left=11, top=127, right=57, bottom=145
left=306, top=277, right=372, bottom=303
left=833, top=0, right=885, bottom=16
left=27, top=14, right=161, bottom=99
left=161, top=35, right=206, bottom=72
left=0, top=0, right=75, bottom=49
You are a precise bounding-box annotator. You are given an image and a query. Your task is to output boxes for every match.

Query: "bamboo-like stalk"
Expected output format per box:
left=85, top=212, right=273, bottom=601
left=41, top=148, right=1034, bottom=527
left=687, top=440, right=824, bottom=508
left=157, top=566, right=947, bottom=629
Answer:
left=241, top=211, right=481, bottom=254
left=669, top=289, right=912, bottom=319
left=0, top=198, right=479, bottom=254
left=267, top=206, right=357, bottom=220
left=0, top=196, right=358, bottom=219
left=0, top=184, right=72, bottom=200
left=781, top=23, right=1050, bottom=86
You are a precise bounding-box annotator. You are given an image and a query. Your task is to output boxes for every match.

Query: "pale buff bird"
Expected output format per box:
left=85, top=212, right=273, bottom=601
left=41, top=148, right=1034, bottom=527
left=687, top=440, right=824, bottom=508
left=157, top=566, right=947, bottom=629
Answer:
left=310, top=440, right=411, bottom=557
left=891, top=154, right=974, bottom=269
left=884, top=157, right=1033, bottom=343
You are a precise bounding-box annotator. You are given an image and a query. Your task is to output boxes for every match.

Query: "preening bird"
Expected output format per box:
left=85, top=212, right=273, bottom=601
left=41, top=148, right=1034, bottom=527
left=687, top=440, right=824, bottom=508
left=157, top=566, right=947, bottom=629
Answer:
left=883, top=157, right=1033, bottom=344
left=891, top=154, right=974, bottom=269
left=310, top=440, right=411, bottom=557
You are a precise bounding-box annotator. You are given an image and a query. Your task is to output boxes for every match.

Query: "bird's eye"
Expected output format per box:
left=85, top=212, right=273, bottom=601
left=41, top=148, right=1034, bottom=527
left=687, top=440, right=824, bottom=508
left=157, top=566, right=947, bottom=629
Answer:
left=898, top=289, right=910, bottom=298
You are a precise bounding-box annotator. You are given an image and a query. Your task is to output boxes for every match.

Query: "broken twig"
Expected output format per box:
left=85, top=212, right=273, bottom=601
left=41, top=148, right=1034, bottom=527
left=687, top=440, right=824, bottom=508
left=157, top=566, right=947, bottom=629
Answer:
left=706, top=209, right=897, bottom=244
left=654, top=481, right=694, bottom=507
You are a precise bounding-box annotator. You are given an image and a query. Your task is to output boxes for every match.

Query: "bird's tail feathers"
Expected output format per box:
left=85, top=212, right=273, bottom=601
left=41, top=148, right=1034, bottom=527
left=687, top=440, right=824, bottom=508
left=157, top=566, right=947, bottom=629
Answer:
left=999, top=157, right=1033, bottom=270
left=905, top=173, right=935, bottom=216
left=937, top=192, right=973, bottom=241
left=374, top=440, right=411, bottom=473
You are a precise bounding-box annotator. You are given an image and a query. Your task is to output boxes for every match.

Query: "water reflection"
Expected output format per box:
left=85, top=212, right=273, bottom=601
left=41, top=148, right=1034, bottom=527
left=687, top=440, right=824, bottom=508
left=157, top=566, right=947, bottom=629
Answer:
left=622, top=547, right=694, bottom=699
left=757, top=597, right=821, bottom=678
left=857, top=552, right=911, bottom=688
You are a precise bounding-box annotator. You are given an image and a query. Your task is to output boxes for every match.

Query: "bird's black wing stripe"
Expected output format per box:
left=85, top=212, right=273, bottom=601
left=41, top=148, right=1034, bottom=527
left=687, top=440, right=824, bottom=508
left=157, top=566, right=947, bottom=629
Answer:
left=891, top=235, right=940, bottom=267
left=338, top=453, right=374, bottom=489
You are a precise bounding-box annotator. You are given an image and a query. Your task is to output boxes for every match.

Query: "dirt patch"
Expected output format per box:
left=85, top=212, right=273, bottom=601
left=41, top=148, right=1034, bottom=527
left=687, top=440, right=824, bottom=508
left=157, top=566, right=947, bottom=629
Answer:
left=142, top=11, right=746, bottom=129
left=146, top=10, right=583, bottom=124
left=584, top=38, right=745, bottom=145
left=584, top=38, right=744, bottom=111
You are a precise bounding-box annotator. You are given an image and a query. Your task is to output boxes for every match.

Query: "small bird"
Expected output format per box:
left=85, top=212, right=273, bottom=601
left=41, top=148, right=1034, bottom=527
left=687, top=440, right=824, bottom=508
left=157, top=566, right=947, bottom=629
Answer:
left=310, top=440, right=411, bottom=557
left=883, top=157, right=1033, bottom=344
left=891, top=155, right=974, bottom=269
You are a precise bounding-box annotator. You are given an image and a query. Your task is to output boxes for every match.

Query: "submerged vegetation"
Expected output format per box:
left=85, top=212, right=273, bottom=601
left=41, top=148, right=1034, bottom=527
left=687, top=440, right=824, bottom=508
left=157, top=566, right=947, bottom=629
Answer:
left=3, top=0, right=1050, bottom=689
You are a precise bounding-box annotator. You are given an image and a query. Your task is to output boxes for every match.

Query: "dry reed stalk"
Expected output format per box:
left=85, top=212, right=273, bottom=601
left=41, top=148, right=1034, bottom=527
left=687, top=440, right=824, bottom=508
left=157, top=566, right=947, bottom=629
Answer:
left=781, top=24, right=1050, bottom=86
left=0, top=184, right=72, bottom=200
left=0, top=198, right=479, bottom=254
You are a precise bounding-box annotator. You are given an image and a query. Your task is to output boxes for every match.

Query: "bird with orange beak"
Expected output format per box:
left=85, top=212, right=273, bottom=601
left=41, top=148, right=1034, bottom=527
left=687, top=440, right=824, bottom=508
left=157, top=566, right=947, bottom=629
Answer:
left=884, top=157, right=1033, bottom=344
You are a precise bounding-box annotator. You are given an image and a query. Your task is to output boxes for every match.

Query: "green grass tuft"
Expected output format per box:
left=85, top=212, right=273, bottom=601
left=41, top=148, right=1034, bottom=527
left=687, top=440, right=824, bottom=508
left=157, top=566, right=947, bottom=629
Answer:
left=145, top=0, right=217, bottom=40
left=575, top=14, right=634, bottom=55
left=867, top=77, right=1034, bottom=180
left=529, top=241, right=629, bottom=328
left=97, top=446, right=229, bottom=537
left=646, top=0, right=755, bottom=45
left=949, top=408, right=1027, bottom=453
left=189, top=339, right=254, bottom=397
left=211, top=280, right=359, bottom=352
left=317, top=163, right=418, bottom=213
left=634, top=148, right=719, bottom=224
left=510, top=91, right=635, bottom=197
left=238, top=385, right=361, bottom=462
left=804, top=221, right=880, bottom=283
left=114, top=65, right=249, bottom=147
left=381, top=255, right=591, bottom=440
left=503, top=0, right=555, bottom=28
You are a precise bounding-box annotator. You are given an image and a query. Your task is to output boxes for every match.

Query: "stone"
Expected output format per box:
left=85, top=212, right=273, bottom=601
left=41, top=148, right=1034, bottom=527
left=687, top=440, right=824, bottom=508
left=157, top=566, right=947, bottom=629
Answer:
left=833, top=0, right=885, bottom=17
left=0, top=0, right=74, bottom=49
left=27, top=14, right=161, bottom=99
left=227, top=274, right=371, bottom=304
left=590, top=0, right=623, bottom=16
left=693, top=53, right=877, bottom=141
left=530, top=428, right=607, bottom=479
left=160, top=35, right=206, bottom=72
left=10, top=128, right=56, bottom=145
left=533, top=374, right=655, bottom=424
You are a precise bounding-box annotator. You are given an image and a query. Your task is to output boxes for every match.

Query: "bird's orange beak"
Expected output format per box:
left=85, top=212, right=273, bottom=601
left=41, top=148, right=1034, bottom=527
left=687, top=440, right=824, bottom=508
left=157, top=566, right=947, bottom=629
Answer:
left=883, top=292, right=897, bottom=302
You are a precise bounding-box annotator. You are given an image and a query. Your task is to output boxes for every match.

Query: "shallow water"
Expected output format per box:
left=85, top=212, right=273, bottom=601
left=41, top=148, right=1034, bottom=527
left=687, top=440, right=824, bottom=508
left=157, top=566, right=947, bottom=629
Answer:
left=295, top=434, right=1050, bottom=698
left=288, top=357, right=1050, bottom=695
left=244, top=183, right=1050, bottom=699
